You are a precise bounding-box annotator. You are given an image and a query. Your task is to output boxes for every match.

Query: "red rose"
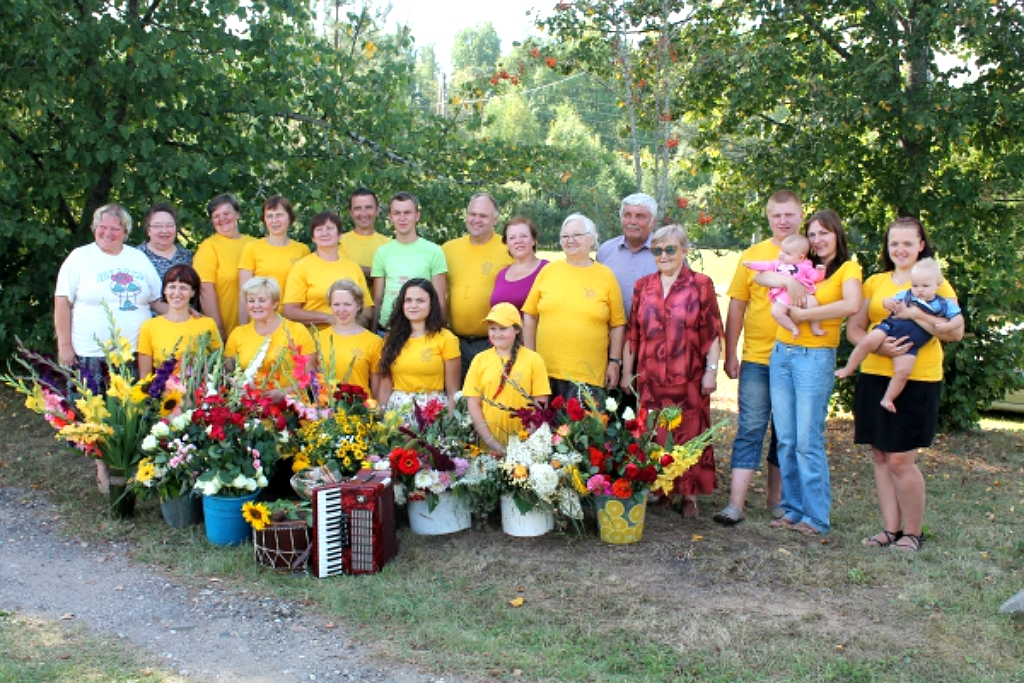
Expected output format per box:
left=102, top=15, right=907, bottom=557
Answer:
left=627, top=443, right=640, bottom=456
left=660, top=453, right=674, bottom=467
left=639, top=465, right=658, bottom=483
left=588, top=446, right=606, bottom=469
left=566, top=398, right=585, bottom=421
left=551, top=396, right=565, bottom=410
left=624, top=463, right=640, bottom=479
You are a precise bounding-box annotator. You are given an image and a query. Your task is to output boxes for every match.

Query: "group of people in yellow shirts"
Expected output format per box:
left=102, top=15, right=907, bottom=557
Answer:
left=134, top=188, right=554, bottom=454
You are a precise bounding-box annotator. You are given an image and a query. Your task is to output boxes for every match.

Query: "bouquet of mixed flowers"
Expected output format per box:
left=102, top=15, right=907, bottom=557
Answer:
left=378, top=395, right=481, bottom=511
left=143, top=348, right=291, bottom=498
left=512, top=387, right=724, bottom=504
left=2, top=313, right=182, bottom=476
left=568, top=390, right=724, bottom=502
left=289, top=383, right=386, bottom=477
left=497, top=421, right=587, bottom=521
left=133, top=409, right=205, bottom=501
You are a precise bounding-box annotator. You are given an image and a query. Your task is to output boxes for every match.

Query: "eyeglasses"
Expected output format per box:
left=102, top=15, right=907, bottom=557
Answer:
left=560, top=233, right=590, bottom=243
left=149, top=223, right=176, bottom=230
left=650, top=246, right=680, bottom=257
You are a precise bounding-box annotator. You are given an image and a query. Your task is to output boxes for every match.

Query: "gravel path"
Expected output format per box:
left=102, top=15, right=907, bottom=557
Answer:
left=0, top=486, right=449, bottom=683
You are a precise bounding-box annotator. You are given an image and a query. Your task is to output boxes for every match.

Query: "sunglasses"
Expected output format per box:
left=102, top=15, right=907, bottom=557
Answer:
left=650, top=246, right=680, bottom=257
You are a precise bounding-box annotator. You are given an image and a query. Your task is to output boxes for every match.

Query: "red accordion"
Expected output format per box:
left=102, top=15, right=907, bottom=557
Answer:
left=311, top=470, right=398, bottom=577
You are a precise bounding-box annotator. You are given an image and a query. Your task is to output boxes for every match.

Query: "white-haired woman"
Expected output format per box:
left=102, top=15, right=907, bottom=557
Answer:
left=621, top=224, right=724, bottom=518
left=54, top=203, right=164, bottom=492
left=523, top=213, right=626, bottom=400
left=55, top=203, right=164, bottom=370
left=224, top=277, right=315, bottom=391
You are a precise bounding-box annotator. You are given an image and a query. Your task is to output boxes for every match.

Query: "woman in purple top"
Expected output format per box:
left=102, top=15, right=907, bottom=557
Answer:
left=490, top=216, right=548, bottom=311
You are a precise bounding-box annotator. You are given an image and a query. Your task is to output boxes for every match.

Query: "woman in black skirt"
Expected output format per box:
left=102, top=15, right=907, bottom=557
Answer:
left=845, top=218, right=964, bottom=551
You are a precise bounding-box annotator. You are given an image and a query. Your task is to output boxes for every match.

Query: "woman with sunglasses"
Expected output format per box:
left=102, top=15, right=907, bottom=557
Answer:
left=621, top=225, right=724, bottom=519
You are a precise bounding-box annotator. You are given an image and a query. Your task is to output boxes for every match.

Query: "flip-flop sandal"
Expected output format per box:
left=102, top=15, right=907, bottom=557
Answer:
left=768, top=505, right=786, bottom=520
left=791, top=522, right=822, bottom=536
left=769, top=517, right=794, bottom=529
left=891, top=532, right=924, bottom=552
left=712, top=504, right=745, bottom=526
left=862, top=530, right=902, bottom=547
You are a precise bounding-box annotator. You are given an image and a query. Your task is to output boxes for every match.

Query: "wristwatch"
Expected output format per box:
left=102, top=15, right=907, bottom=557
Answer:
left=608, top=358, right=622, bottom=365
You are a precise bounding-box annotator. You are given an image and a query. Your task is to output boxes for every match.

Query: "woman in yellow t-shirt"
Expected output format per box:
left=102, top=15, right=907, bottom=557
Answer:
left=283, top=211, right=372, bottom=330
left=376, top=278, right=460, bottom=414
left=522, top=213, right=625, bottom=401
left=755, top=210, right=863, bottom=537
left=315, top=279, right=383, bottom=399
left=137, top=264, right=222, bottom=377
left=846, top=217, right=964, bottom=552
left=193, top=193, right=255, bottom=339
left=464, top=303, right=551, bottom=454
left=238, top=195, right=310, bottom=325
left=224, top=277, right=315, bottom=391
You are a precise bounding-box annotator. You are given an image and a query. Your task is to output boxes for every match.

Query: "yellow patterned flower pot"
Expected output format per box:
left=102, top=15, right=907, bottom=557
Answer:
left=593, top=493, right=648, bottom=544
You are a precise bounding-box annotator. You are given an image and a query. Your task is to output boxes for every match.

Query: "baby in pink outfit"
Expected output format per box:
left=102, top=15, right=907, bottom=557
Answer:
left=744, top=234, right=826, bottom=338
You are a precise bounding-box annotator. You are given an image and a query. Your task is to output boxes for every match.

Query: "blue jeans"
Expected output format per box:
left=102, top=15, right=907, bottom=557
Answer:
left=729, top=361, right=778, bottom=470
left=769, top=342, right=836, bottom=533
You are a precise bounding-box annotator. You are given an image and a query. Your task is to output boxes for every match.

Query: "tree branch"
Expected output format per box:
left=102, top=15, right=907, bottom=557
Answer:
left=142, top=0, right=163, bottom=25
left=2, top=123, right=78, bottom=234
left=797, top=9, right=852, bottom=61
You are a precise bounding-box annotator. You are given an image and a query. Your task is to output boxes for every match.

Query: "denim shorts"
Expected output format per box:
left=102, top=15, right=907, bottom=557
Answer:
left=729, top=361, right=778, bottom=470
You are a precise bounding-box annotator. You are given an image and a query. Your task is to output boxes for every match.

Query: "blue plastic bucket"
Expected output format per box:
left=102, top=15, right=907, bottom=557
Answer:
left=202, top=490, right=260, bottom=546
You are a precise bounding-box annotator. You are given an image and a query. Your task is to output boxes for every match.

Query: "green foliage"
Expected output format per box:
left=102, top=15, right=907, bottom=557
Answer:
left=664, top=0, right=1024, bottom=430
left=456, top=22, right=503, bottom=76
left=0, top=1, right=555, bottom=358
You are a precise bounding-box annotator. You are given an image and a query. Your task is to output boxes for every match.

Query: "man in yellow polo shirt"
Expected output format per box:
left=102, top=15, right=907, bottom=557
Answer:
left=713, top=190, right=803, bottom=526
left=341, top=187, right=391, bottom=279
left=442, top=192, right=514, bottom=379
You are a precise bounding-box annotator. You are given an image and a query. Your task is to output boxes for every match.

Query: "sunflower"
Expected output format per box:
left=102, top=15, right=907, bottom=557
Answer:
left=291, top=453, right=311, bottom=473
left=242, top=501, right=271, bottom=531
left=160, top=390, right=183, bottom=416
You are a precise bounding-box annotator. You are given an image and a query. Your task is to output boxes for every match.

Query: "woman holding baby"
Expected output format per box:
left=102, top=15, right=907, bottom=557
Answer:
left=753, top=209, right=862, bottom=536
left=845, top=217, right=963, bottom=551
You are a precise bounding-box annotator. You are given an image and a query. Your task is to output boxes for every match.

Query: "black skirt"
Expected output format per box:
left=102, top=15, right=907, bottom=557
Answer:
left=853, top=372, right=942, bottom=452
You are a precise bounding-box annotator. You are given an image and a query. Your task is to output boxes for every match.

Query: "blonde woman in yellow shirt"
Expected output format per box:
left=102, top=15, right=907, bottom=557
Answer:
left=238, top=195, right=309, bottom=325
left=315, top=279, right=383, bottom=399
left=224, top=277, right=315, bottom=391
left=376, top=278, right=460, bottom=414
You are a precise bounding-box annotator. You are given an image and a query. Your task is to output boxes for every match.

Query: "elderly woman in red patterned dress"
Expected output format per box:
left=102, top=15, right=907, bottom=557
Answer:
left=620, top=224, right=724, bottom=519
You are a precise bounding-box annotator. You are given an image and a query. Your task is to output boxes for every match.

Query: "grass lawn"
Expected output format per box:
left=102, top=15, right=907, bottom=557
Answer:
left=1, top=360, right=1022, bottom=681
